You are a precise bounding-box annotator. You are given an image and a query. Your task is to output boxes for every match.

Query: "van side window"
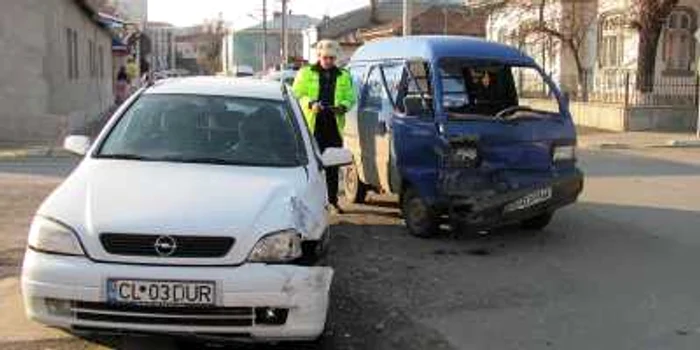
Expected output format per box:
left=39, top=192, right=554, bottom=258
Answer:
left=406, top=61, right=432, bottom=97
left=363, top=67, right=392, bottom=112
left=348, top=65, right=366, bottom=97
left=381, top=64, right=405, bottom=110
left=400, top=61, right=434, bottom=118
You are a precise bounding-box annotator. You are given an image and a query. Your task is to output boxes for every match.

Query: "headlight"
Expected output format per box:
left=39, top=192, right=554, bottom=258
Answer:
left=448, top=147, right=479, bottom=168
left=27, top=216, right=85, bottom=256
left=248, top=230, right=302, bottom=263
left=553, top=145, right=576, bottom=162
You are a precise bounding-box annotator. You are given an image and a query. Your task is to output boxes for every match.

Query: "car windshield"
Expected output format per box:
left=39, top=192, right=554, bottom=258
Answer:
left=96, top=94, right=306, bottom=167
left=439, top=59, right=560, bottom=120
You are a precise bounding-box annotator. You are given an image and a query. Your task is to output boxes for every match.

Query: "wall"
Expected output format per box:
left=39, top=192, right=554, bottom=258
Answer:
left=627, top=106, right=698, bottom=131
left=522, top=98, right=627, bottom=131
left=0, top=0, right=114, bottom=144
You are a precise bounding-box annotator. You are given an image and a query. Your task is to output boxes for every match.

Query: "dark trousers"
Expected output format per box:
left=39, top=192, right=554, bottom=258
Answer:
left=314, top=120, right=343, bottom=206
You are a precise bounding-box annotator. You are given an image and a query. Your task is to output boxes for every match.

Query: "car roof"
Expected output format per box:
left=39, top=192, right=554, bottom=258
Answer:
left=350, top=35, right=534, bottom=65
left=144, top=76, right=284, bottom=100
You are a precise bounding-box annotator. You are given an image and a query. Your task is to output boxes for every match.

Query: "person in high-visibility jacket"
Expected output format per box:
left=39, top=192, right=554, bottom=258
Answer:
left=292, top=39, right=356, bottom=213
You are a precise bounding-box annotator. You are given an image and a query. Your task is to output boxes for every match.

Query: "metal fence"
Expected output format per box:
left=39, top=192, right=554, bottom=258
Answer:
left=582, top=70, right=699, bottom=107
left=520, top=69, right=700, bottom=108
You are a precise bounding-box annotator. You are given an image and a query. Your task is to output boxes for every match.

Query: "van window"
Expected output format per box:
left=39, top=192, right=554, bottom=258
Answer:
left=348, top=65, right=367, bottom=97
left=399, top=61, right=434, bottom=118
left=381, top=64, right=404, bottom=108
left=439, top=59, right=560, bottom=120
left=363, top=67, right=386, bottom=110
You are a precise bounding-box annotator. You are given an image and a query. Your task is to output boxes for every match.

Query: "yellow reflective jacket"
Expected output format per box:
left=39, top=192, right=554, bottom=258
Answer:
left=292, top=64, right=356, bottom=134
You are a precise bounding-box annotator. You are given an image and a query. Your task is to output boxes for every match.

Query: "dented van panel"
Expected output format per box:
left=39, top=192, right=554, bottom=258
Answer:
left=346, top=36, right=584, bottom=235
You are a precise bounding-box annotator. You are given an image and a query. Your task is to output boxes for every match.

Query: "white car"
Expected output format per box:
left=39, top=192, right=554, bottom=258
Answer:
left=264, top=70, right=298, bottom=86
left=21, top=77, right=352, bottom=342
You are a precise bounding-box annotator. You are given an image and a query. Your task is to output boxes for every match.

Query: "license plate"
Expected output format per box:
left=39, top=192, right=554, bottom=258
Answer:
left=107, top=279, right=216, bottom=306
left=504, top=187, right=552, bottom=213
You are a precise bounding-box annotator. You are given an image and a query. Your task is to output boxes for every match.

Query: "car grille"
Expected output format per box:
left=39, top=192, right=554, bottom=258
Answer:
left=73, top=301, right=255, bottom=327
left=100, top=233, right=234, bottom=258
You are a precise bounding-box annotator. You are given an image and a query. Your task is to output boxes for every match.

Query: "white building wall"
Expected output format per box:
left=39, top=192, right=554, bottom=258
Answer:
left=0, top=0, right=113, bottom=143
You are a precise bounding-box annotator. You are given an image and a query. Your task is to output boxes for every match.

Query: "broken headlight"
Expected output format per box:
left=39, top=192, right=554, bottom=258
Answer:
left=248, top=229, right=302, bottom=263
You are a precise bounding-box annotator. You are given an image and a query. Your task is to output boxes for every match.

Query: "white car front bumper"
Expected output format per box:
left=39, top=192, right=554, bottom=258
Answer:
left=21, top=249, right=333, bottom=341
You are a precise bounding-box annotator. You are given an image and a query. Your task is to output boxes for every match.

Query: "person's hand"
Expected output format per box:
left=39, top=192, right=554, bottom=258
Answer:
left=332, top=105, right=348, bottom=115
left=310, top=101, right=322, bottom=114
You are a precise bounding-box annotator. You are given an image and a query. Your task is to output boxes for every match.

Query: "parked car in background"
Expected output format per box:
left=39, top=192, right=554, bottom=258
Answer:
left=343, top=36, right=583, bottom=237
left=21, top=77, right=353, bottom=343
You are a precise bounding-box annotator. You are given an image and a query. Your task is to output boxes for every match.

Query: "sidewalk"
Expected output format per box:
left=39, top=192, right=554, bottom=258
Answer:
left=0, top=145, right=73, bottom=160
left=578, top=128, right=700, bottom=150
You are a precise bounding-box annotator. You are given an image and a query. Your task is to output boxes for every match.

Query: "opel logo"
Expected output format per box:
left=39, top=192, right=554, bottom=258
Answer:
left=154, top=236, right=177, bottom=257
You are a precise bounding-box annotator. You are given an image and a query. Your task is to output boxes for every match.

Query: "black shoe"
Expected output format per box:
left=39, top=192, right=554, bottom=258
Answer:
left=331, top=203, right=345, bottom=215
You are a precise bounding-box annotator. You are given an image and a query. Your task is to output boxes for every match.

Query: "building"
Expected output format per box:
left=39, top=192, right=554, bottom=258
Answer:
left=302, top=0, right=487, bottom=64
left=146, top=22, right=177, bottom=71
left=174, top=25, right=211, bottom=75
left=105, top=0, right=147, bottom=22
left=0, top=0, right=114, bottom=144
left=223, top=13, right=320, bottom=73
left=487, top=0, right=700, bottom=131
left=98, top=0, right=148, bottom=74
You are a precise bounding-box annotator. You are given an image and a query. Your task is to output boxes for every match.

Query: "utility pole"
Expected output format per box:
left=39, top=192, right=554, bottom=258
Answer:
left=281, top=0, right=289, bottom=68
left=262, top=0, right=268, bottom=72
left=403, top=0, right=412, bottom=36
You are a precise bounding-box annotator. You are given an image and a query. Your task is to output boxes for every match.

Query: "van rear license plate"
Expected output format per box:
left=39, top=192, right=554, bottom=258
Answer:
left=107, top=279, right=215, bottom=306
left=504, top=187, right=552, bottom=213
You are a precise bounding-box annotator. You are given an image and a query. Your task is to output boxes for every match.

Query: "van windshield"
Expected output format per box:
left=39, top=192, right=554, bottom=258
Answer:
left=439, top=59, right=561, bottom=120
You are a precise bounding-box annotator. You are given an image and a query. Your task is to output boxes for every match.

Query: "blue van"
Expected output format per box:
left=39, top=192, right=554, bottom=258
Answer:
left=341, top=36, right=583, bottom=237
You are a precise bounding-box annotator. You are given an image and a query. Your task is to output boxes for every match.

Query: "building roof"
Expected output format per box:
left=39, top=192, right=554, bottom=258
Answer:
left=242, top=14, right=320, bottom=32
left=315, top=0, right=470, bottom=41
left=350, top=35, right=533, bottom=64
left=145, top=77, right=284, bottom=100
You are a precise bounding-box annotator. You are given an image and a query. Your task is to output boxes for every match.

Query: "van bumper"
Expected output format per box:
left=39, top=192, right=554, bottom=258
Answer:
left=445, top=169, right=583, bottom=229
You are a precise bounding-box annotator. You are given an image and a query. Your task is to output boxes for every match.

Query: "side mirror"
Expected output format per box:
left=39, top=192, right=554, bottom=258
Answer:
left=63, top=135, right=91, bottom=155
left=320, top=148, right=353, bottom=168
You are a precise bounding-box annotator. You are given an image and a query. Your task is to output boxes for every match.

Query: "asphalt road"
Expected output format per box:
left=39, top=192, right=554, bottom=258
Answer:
left=1, top=148, right=700, bottom=349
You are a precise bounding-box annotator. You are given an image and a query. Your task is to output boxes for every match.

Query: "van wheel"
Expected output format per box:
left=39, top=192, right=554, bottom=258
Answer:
left=520, top=212, right=554, bottom=230
left=401, top=188, right=438, bottom=238
left=341, top=162, right=368, bottom=204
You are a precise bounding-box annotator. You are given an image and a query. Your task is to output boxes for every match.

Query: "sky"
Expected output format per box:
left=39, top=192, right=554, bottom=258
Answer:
left=147, top=0, right=368, bottom=29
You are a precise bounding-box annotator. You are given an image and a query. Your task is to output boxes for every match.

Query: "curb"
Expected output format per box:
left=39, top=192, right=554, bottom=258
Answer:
left=0, top=147, right=74, bottom=160
left=663, top=139, right=700, bottom=148
left=580, top=139, right=700, bottom=150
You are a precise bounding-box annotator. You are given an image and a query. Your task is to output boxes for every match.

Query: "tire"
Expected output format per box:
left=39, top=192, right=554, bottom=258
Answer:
left=401, top=187, right=438, bottom=238
left=341, top=162, right=368, bottom=205
left=520, top=212, right=554, bottom=230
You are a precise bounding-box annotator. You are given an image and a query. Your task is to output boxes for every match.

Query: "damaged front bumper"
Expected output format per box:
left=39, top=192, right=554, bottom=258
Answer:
left=441, top=168, right=584, bottom=229
left=22, top=250, right=333, bottom=342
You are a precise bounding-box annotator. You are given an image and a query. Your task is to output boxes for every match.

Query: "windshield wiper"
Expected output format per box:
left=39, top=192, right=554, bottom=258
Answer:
left=96, top=153, right=156, bottom=161
left=158, top=156, right=239, bottom=165
left=157, top=156, right=294, bottom=167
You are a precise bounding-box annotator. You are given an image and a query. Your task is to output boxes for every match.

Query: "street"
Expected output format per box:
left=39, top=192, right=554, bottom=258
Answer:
left=2, top=148, right=700, bottom=349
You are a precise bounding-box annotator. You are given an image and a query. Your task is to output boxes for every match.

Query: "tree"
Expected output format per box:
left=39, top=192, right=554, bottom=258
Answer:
left=630, top=0, right=680, bottom=92
left=503, top=0, right=598, bottom=99
left=196, top=15, right=228, bottom=75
